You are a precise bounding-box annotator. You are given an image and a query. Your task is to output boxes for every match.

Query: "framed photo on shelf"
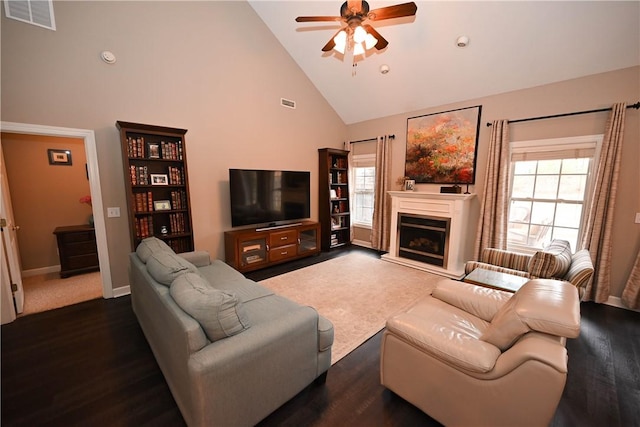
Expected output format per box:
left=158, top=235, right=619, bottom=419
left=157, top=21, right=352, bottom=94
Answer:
left=150, top=174, right=168, bottom=185
left=47, top=149, right=72, bottom=166
left=405, top=105, right=481, bottom=184
left=153, top=200, right=171, bottom=211
left=147, top=143, right=160, bottom=159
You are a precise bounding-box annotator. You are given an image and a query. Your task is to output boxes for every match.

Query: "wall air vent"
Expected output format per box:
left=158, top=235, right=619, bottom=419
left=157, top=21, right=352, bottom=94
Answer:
left=280, top=98, right=296, bottom=109
left=4, top=0, right=56, bottom=31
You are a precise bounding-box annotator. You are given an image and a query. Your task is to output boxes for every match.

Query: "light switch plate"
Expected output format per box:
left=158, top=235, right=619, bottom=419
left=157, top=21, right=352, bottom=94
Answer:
left=107, top=207, right=121, bottom=218
left=635, top=213, right=640, bottom=224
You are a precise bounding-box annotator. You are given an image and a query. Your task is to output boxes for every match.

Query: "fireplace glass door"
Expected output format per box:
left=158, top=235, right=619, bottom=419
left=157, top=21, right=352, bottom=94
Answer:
left=397, top=214, right=450, bottom=268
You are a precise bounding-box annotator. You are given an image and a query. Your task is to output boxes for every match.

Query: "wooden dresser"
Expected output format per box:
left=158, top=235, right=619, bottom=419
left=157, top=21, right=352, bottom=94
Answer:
left=53, top=225, right=99, bottom=278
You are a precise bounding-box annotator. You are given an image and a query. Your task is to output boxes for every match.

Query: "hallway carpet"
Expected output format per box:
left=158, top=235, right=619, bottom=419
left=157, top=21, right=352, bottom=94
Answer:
left=20, top=271, right=103, bottom=316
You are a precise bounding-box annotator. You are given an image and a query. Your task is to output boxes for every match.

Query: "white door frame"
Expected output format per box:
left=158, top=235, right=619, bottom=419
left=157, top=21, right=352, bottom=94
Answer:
left=1, top=121, right=113, bottom=298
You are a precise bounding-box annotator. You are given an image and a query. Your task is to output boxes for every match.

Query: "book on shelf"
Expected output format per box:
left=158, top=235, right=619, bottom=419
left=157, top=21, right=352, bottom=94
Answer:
left=135, top=216, right=154, bottom=238
left=127, top=136, right=145, bottom=158
left=245, top=254, right=263, bottom=264
left=243, top=244, right=262, bottom=252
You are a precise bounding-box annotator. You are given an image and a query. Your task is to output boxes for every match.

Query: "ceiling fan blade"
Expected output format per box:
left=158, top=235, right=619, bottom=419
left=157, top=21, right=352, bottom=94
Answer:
left=368, top=2, right=417, bottom=21
left=296, top=16, right=343, bottom=23
left=363, top=24, right=388, bottom=50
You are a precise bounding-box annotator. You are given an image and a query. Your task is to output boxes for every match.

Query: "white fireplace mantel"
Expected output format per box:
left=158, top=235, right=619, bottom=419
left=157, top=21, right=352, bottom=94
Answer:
left=382, top=191, right=476, bottom=279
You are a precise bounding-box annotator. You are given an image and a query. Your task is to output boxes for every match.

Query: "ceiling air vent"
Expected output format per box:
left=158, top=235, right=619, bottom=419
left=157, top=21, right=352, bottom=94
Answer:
left=280, top=98, right=296, bottom=109
left=4, top=0, right=56, bottom=31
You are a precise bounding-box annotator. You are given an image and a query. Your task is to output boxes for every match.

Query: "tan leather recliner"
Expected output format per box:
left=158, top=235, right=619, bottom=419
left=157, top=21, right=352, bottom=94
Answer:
left=380, top=278, right=580, bottom=427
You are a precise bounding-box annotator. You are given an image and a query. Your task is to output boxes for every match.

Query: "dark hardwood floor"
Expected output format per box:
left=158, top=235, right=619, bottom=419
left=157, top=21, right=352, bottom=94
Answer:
left=2, top=246, right=639, bottom=426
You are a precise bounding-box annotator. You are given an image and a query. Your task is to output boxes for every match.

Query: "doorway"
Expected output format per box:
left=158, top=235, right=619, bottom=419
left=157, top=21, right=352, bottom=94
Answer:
left=1, top=121, right=112, bottom=321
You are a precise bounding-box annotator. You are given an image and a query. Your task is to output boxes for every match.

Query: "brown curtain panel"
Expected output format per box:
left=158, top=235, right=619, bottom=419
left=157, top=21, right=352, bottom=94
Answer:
left=581, top=102, right=626, bottom=303
left=371, top=135, right=391, bottom=251
left=346, top=141, right=355, bottom=242
left=473, top=120, right=511, bottom=259
left=621, top=250, right=640, bottom=309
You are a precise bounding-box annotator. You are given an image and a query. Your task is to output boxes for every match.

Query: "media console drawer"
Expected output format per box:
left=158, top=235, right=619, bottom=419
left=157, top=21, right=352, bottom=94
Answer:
left=269, top=230, right=297, bottom=247
left=269, top=243, right=297, bottom=262
left=53, top=225, right=100, bottom=278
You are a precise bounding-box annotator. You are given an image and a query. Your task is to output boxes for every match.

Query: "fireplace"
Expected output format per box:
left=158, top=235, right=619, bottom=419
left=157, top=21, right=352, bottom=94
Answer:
left=397, top=214, right=450, bottom=268
left=381, top=191, right=476, bottom=279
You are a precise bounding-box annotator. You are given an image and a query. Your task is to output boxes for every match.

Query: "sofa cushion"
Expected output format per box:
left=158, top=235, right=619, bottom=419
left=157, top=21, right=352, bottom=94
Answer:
left=136, top=237, right=173, bottom=263
left=386, top=297, right=500, bottom=373
left=480, top=279, right=580, bottom=351
left=528, top=239, right=572, bottom=279
left=170, top=273, right=250, bottom=342
left=563, top=249, right=594, bottom=289
left=146, top=251, right=199, bottom=286
left=432, top=279, right=512, bottom=322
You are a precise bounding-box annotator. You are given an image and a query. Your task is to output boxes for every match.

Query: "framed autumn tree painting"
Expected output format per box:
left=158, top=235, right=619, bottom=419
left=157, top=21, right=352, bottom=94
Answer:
left=405, top=105, right=482, bottom=184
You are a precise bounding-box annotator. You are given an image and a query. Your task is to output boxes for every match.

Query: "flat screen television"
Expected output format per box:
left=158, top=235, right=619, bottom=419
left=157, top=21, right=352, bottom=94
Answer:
left=229, top=169, right=311, bottom=228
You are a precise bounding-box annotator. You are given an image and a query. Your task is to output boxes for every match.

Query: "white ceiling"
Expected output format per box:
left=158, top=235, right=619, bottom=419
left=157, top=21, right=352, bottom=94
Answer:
left=249, top=1, right=640, bottom=124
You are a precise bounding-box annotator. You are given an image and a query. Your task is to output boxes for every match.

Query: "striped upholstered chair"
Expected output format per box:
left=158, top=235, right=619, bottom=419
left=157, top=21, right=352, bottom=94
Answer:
left=465, top=239, right=594, bottom=297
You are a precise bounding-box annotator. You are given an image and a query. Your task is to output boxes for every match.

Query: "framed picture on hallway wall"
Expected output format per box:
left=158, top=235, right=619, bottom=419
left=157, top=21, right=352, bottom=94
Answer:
left=47, top=149, right=72, bottom=166
left=405, top=105, right=481, bottom=184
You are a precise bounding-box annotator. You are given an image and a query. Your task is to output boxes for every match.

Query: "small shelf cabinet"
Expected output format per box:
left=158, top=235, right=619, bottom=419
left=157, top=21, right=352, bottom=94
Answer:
left=117, top=121, right=194, bottom=253
left=224, top=221, right=320, bottom=273
left=318, top=148, right=351, bottom=250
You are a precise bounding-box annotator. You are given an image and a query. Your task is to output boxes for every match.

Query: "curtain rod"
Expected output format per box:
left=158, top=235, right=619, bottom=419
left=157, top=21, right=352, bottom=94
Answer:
left=486, top=101, right=640, bottom=127
left=350, top=135, right=395, bottom=144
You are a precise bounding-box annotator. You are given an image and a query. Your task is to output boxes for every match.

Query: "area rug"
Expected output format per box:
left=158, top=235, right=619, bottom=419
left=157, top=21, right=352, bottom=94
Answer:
left=259, top=253, right=443, bottom=364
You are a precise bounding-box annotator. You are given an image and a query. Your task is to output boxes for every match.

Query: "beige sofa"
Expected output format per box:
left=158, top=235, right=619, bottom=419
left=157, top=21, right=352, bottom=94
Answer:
left=380, top=278, right=580, bottom=427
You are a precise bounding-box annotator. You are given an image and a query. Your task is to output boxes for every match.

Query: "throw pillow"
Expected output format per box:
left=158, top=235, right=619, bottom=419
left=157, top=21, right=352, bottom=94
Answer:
left=170, top=273, right=250, bottom=341
left=528, top=239, right=572, bottom=279
left=136, top=237, right=173, bottom=263
left=146, top=251, right=198, bottom=286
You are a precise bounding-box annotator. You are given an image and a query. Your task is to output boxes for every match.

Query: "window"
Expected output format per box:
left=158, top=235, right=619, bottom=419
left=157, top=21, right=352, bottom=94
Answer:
left=507, top=135, right=602, bottom=252
left=352, top=154, right=376, bottom=227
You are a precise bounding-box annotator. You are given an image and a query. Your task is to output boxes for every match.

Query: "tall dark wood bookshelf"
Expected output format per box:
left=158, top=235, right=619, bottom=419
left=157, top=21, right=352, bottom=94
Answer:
left=116, top=121, right=194, bottom=253
left=318, top=148, right=351, bottom=250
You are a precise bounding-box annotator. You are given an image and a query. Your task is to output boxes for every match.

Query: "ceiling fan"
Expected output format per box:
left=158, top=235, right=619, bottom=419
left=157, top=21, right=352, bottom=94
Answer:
left=295, top=1, right=417, bottom=55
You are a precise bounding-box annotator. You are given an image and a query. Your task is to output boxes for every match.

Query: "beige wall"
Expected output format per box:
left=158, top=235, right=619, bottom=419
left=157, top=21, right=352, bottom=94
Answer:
left=347, top=66, right=640, bottom=299
left=1, top=1, right=347, bottom=291
left=2, top=133, right=89, bottom=270
left=3, top=2, right=637, bottom=301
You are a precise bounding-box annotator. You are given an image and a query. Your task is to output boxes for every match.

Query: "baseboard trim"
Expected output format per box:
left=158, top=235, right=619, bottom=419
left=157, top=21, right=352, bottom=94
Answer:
left=604, top=296, right=639, bottom=312
left=351, top=239, right=372, bottom=248
left=22, top=265, right=60, bottom=277
left=112, top=286, right=131, bottom=298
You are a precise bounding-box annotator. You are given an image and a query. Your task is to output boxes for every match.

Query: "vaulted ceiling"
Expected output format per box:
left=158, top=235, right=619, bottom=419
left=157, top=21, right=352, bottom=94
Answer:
left=249, top=1, right=640, bottom=124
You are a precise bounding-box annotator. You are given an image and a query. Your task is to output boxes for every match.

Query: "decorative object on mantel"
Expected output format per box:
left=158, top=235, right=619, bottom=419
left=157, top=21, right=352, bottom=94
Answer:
left=396, top=176, right=410, bottom=190
left=405, top=105, right=481, bottom=184
left=440, top=185, right=461, bottom=194
left=404, top=180, right=415, bottom=191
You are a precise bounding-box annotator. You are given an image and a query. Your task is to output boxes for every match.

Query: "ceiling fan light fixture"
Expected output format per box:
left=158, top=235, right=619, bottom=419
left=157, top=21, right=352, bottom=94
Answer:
left=333, top=30, right=347, bottom=54
left=353, top=25, right=367, bottom=44
left=364, top=33, right=377, bottom=50
left=353, top=42, right=365, bottom=56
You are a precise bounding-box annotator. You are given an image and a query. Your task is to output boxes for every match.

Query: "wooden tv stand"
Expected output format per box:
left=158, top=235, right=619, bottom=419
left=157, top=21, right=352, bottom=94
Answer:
left=224, top=221, right=320, bottom=273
